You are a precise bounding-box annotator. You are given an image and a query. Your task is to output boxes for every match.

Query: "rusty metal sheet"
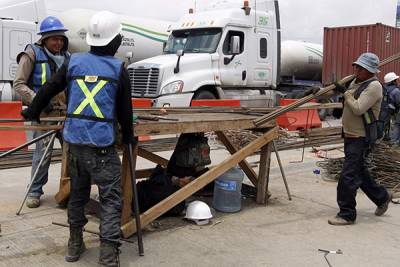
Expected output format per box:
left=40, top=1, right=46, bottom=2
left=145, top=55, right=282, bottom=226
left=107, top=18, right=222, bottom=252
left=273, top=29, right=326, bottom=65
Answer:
left=322, top=23, right=400, bottom=85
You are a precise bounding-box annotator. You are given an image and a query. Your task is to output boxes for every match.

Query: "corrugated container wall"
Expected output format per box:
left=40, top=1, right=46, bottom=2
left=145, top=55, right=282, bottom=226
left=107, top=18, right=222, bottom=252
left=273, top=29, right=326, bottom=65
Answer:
left=322, top=23, right=400, bottom=85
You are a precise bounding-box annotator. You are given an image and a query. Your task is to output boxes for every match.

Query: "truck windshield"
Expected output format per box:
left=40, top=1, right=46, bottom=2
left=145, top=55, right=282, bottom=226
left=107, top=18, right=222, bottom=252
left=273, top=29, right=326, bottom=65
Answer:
left=164, top=28, right=222, bottom=54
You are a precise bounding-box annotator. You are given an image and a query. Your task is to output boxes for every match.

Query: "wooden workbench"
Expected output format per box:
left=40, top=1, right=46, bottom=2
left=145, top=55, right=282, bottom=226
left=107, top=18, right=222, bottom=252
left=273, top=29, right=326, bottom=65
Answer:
left=119, top=112, right=278, bottom=237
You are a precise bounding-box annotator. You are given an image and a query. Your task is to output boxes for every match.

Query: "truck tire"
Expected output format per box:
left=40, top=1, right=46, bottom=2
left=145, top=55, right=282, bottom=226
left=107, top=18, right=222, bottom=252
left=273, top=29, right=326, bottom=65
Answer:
left=193, top=90, right=217, bottom=99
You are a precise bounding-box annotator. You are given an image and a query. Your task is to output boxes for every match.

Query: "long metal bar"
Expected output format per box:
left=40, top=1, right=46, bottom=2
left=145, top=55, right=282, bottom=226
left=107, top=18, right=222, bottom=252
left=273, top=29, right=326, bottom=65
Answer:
left=127, top=142, right=144, bottom=256
left=0, top=129, right=58, bottom=159
left=254, top=52, right=400, bottom=127
left=16, top=130, right=58, bottom=215
left=51, top=222, right=134, bottom=243
left=272, top=140, right=292, bottom=200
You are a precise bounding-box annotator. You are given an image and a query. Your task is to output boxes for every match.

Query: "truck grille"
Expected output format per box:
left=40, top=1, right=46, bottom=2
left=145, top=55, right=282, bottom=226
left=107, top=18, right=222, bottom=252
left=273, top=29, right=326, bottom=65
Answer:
left=129, top=67, right=160, bottom=97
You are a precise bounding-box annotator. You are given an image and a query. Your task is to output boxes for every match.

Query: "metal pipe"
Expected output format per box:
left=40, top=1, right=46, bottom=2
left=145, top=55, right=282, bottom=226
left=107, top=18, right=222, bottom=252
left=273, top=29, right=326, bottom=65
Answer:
left=0, top=130, right=58, bottom=159
left=52, top=222, right=134, bottom=243
left=127, top=142, right=144, bottom=256
left=16, top=130, right=57, bottom=215
left=272, top=140, right=292, bottom=200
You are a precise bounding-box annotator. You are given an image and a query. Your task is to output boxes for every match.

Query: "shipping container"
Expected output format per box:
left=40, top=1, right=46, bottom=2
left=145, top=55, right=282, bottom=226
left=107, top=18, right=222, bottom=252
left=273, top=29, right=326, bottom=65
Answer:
left=322, top=23, right=400, bottom=85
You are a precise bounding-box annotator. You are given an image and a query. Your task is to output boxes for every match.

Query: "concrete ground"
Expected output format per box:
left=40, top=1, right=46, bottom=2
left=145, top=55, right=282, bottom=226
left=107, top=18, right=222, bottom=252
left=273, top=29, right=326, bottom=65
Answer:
left=0, top=142, right=399, bottom=267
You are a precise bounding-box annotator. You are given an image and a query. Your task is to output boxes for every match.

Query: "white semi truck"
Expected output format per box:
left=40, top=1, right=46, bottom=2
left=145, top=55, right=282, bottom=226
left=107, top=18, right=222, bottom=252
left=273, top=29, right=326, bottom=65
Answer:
left=128, top=0, right=323, bottom=107
left=0, top=0, right=171, bottom=101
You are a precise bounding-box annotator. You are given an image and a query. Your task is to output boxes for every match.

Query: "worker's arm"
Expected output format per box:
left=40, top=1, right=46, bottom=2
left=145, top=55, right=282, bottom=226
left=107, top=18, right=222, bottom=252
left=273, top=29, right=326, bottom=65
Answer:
left=116, top=66, right=134, bottom=144
left=12, top=51, right=36, bottom=105
left=25, top=61, right=69, bottom=119
left=344, top=81, right=382, bottom=116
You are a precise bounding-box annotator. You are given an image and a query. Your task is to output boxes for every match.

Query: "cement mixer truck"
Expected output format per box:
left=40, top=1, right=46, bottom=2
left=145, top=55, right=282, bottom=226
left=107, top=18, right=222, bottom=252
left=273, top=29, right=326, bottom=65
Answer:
left=0, top=0, right=171, bottom=101
left=127, top=0, right=323, bottom=108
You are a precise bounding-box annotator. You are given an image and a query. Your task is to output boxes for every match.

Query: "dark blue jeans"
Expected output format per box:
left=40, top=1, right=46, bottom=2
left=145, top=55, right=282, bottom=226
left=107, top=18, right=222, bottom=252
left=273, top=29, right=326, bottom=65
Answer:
left=337, top=137, right=389, bottom=221
left=67, top=144, right=122, bottom=243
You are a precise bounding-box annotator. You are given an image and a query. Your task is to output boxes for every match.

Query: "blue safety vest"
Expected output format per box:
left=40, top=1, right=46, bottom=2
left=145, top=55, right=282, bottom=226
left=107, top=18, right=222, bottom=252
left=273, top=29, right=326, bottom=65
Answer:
left=26, top=44, right=69, bottom=93
left=63, top=52, right=123, bottom=147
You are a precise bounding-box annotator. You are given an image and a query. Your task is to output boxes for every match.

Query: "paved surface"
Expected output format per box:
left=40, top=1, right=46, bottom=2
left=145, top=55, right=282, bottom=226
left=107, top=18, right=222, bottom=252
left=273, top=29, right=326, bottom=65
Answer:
left=0, top=143, right=399, bottom=267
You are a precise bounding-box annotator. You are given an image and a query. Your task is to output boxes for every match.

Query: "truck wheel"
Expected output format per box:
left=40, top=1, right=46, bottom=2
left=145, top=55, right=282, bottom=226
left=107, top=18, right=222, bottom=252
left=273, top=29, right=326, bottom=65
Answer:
left=193, top=90, right=216, bottom=99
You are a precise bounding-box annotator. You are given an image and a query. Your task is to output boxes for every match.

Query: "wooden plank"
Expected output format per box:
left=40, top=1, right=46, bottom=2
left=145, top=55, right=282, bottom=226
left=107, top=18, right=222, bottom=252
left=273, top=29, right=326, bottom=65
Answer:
left=121, top=144, right=137, bottom=225
left=134, top=117, right=274, bottom=136
left=0, top=125, right=63, bottom=131
left=137, top=147, right=169, bottom=167
left=215, top=131, right=258, bottom=186
left=121, top=126, right=279, bottom=237
left=55, top=142, right=70, bottom=204
left=256, top=143, right=273, bottom=204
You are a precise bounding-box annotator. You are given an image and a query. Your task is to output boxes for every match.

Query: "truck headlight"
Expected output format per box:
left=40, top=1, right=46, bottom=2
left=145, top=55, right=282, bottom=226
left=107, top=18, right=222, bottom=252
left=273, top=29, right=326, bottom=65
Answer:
left=160, top=81, right=184, bottom=95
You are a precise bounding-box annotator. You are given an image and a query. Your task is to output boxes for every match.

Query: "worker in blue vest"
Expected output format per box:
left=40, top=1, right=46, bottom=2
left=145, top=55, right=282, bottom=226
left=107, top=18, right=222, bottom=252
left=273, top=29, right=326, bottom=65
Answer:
left=13, top=16, right=70, bottom=208
left=383, top=72, right=400, bottom=144
left=21, top=11, right=133, bottom=267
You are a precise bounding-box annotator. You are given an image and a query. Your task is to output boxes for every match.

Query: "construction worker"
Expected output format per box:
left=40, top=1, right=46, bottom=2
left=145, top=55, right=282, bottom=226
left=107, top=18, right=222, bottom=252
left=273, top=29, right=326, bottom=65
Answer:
left=383, top=72, right=400, bottom=144
left=13, top=16, right=70, bottom=208
left=20, top=11, right=133, bottom=266
left=328, top=52, right=391, bottom=225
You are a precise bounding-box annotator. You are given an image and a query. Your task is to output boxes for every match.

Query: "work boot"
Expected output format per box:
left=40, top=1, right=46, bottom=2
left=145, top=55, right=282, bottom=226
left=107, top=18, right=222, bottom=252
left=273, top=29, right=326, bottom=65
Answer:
left=99, top=241, right=121, bottom=267
left=328, top=216, right=355, bottom=226
left=65, top=227, right=86, bottom=262
left=26, top=196, right=40, bottom=208
left=375, top=192, right=392, bottom=216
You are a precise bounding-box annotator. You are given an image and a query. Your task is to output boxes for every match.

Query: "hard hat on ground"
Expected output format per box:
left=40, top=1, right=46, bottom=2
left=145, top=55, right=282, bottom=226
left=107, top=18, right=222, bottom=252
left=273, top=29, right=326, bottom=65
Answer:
left=384, top=72, right=399, bottom=84
left=38, top=16, right=68, bottom=35
left=352, top=52, right=380, bottom=74
left=86, top=11, right=122, bottom=47
left=185, top=200, right=213, bottom=225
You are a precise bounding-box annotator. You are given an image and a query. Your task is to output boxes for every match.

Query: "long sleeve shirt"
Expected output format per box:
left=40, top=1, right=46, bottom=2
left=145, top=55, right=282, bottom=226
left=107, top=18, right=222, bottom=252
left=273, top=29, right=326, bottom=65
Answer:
left=342, top=77, right=382, bottom=137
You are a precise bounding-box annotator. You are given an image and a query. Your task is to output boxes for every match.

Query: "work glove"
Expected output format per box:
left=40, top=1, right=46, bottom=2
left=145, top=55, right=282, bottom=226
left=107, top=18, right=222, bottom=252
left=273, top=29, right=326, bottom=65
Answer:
left=303, top=87, right=320, bottom=96
left=333, top=82, right=346, bottom=94
left=21, top=108, right=40, bottom=123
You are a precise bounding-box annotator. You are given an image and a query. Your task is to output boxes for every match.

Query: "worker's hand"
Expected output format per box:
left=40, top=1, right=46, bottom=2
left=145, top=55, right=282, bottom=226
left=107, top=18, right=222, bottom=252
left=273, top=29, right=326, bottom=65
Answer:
left=21, top=108, right=40, bottom=123
left=333, top=82, right=346, bottom=94
left=303, top=87, right=320, bottom=96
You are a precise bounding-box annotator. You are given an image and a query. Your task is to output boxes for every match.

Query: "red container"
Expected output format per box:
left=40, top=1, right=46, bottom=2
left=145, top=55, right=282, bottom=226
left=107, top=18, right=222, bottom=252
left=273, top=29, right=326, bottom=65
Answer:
left=322, top=23, right=400, bottom=85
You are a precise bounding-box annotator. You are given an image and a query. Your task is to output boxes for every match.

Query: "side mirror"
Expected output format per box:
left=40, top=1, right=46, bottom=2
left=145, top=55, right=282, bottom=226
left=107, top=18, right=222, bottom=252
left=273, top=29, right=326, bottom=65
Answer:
left=176, top=49, right=185, bottom=57
left=125, top=51, right=134, bottom=64
left=230, top=36, right=240, bottom=55
left=162, top=41, right=167, bottom=50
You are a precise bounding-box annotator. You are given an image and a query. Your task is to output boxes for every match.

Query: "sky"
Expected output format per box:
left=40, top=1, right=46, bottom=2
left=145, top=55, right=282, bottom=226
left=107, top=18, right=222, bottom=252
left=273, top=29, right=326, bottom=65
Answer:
left=3, top=0, right=399, bottom=44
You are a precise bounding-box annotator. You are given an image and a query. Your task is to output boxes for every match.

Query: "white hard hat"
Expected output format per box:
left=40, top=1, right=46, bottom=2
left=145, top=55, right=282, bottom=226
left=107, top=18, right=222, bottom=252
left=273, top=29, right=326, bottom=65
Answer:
left=384, top=72, right=399, bottom=84
left=86, top=11, right=122, bottom=46
left=185, top=201, right=212, bottom=225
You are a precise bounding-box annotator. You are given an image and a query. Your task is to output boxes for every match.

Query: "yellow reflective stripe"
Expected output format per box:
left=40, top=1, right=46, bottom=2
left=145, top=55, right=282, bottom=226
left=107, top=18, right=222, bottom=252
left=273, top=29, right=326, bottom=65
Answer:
left=364, top=113, right=371, bottom=124
left=73, top=79, right=108, bottom=118
left=41, top=63, right=46, bottom=85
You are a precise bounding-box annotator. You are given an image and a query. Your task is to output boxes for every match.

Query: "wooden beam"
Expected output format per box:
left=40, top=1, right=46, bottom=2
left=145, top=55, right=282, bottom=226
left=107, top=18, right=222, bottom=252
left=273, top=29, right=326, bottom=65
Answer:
left=121, top=126, right=279, bottom=237
left=55, top=142, right=70, bottom=204
left=121, top=144, right=137, bottom=225
left=137, top=147, right=169, bottom=167
left=215, top=131, right=258, bottom=186
left=256, top=143, right=273, bottom=204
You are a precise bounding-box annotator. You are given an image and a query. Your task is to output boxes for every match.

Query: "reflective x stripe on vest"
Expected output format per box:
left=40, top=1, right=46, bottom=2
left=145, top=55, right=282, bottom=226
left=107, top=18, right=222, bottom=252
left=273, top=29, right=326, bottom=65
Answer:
left=41, top=63, right=47, bottom=85
left=73, top=79, right=108, bottom=118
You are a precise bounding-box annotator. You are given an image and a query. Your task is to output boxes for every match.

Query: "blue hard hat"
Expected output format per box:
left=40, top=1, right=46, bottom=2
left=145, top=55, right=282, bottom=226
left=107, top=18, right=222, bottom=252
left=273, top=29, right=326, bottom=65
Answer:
left=38, top=16, right=68, bottom=35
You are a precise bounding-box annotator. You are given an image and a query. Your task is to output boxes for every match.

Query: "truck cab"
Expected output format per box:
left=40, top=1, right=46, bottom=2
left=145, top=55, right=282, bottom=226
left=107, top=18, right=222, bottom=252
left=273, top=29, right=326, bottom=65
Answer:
left=128, top=0, right=280, bottom=107
left=0, top=18, right=37, bottom=101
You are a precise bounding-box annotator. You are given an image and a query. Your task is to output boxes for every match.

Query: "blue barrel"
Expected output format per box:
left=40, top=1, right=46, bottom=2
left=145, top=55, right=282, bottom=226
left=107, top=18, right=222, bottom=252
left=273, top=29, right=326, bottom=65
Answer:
left=212, top=167, right=244, bottom=212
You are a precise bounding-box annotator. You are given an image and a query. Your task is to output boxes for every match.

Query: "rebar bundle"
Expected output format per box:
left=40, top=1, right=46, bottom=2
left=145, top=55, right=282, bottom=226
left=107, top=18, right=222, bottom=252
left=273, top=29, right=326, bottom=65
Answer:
left=317, top=142, right=400, bottom=190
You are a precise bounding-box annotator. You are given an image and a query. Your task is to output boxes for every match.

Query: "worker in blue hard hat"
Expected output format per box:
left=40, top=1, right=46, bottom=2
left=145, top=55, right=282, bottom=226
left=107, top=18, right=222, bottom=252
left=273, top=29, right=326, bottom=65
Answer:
left=13, top=16, right=70, bottom=208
